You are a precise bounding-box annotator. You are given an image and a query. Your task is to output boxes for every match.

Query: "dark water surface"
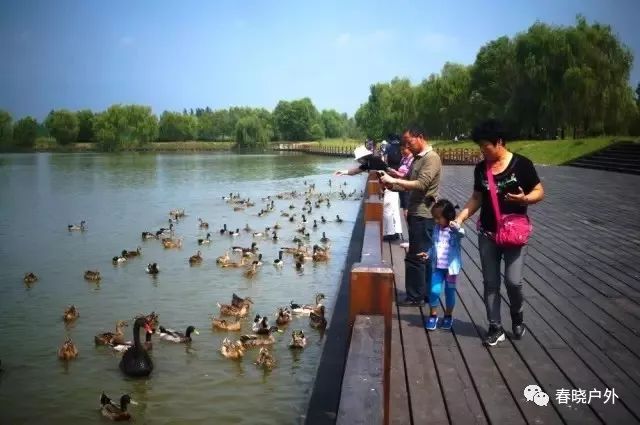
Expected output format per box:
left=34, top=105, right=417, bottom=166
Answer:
left=0, top=152, right=364, bottom=424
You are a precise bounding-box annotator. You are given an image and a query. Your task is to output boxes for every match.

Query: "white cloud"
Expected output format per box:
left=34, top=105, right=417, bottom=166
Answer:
left=418, top=33, right=457, bottom=52
left=120, top=36, right=134, bottom=46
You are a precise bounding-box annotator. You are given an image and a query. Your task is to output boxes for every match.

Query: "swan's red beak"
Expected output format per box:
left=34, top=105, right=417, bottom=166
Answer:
left=144, top=323, right=154, bottom=334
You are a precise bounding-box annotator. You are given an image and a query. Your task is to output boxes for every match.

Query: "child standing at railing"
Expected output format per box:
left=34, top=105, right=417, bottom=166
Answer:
left=418, top=199, right=465, bottom=330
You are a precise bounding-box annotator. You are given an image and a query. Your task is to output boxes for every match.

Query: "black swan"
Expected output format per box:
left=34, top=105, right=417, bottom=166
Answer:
left=119, top=317, right=154, bottom=377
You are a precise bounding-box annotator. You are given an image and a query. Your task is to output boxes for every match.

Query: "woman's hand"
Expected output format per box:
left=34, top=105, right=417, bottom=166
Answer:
left=334, top=169, right=349, bottom=176
left=505, top=186, right=528, bottom=205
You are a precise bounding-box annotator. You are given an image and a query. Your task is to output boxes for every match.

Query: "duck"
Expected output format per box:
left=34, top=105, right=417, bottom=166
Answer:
left=312, top=245, right=329, bottom=262
left=23, top=272, right=38, bottom=284
left=58, top=337, right=78, bottom=360
left=320, top=232, right=330, bottom=244
left=162, top=237, right=182, bottom=249
left=63, top=305, right=79, bottom=323
left=100, top=392, right=138, bottom=421
left=313, top=220, right=318, bottom=229
left=240, top=333, right=276, bottom=348
left=231, top=293, right=253, bottom=308
left=295, top=261, right=304, bottom=271
left=211, top=318, right=241, bottom=331
left=145, top=263, right=159, bottom=274
left=291, top=293, right=325, bottom=315
left=158, top=325, right=199, bottom=343
left=321, top=216, right=327, bottom=224
left=273, top=222, right=282, bottom=230
left=276, top=307, right=292, bottom=326
left=309, top=305, right=327, bottom=329
left=123, top=247, right=142, bottom=258
left=216, top=251, right=230, bottom=265
left=198, top=217, right=209, bottom=229
left=244, top=262, right=259, bottom=278
left=229, top=228, right=240, bottom=237
left=95, top=320, right=128, bottom=345
left=219, top=223, right=228, bottom=235
left=301, top=214, right=308, bottom=224
left=141, top=231, right=157, bottom=240
left=68, top=220, right=86, bottom=231
left=273, top=250, right=284, bottom=267
left=221, top=257, right=246, bottom=268
left=252, top=228, right=269, bottom=238
left=188, top=250, right=203, bottom=265
left=119, top=316, right=154, bottom=377
left=112, top=255, right=127, bottom=265
left=232, top=242, right=258, bottom=255
left=217, top=302, right=250, bottom=318
left=255, top=347, right=276, bottom=369
left=111, top=330, right=152, bottom=353
left=220, top=338, right=245, bottom=359
left=289, top=330, right=307, bottom=349
left=84, top=270, right=101, bottom=281
left=335, top=215, right=343, bottom=223
left=271, top=231, right=279, bottom=241
left=198, top=233, right=211, bottom=245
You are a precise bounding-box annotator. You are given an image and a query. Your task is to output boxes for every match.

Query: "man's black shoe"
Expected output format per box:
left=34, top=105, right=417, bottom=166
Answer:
left=397, top=298, right=425, bottom=307
left=383, top=233, right=400, bottom=241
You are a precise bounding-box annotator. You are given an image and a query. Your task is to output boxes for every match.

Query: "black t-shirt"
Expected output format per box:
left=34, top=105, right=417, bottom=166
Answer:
left=358, top=155, right=388, bottom=172
left=473, top=153, right=540, bottom=232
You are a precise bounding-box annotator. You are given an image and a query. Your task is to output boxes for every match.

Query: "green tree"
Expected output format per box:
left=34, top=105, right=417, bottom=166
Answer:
left=93, top=105, right=158, bottom=151
left=45, top=109, right=79, bottom=145
left=13, top=116, right=38, bottom=148
left=273, top=98, right=323, bottom=141
left=76, top=110, right=95, bottom=142
left=235, top=114, right=270, bottom=149
left=158, top=111, right=198, bottom=141
left=321, top=109, right=346, bottom=138
left=0, top=110, right=13, bottom=147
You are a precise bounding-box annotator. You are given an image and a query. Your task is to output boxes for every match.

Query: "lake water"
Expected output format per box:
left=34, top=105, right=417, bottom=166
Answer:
left=0, top=152, right=364, bottom=424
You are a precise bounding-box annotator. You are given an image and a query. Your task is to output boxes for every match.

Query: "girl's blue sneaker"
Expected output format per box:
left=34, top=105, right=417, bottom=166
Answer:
left=425, top=315, right=438, bottom=331
left=441, top=315, right=453, bottom=330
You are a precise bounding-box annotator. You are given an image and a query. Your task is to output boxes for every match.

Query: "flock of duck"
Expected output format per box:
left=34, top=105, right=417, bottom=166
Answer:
left=16, top=179, right=363, bottom=421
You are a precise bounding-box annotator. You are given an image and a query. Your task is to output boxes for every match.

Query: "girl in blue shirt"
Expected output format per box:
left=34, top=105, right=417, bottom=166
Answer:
left=418, top=199, right=465, bottom=330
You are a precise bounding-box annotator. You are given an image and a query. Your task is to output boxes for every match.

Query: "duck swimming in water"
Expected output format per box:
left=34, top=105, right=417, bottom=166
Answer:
left=95, top=320, right=128, bottom=345
left=289, top=330, right=307, bottom=349
left=58, top=338, right=78, bottom=360
left=100, top=392, right=138, bottom=421
left=145, top=263, right=159, bottom=274
left=158, top=326, right=199, bottom=343
left=254, top=347, right=276, bottom=370
left=119, top=317, right=154, bottom=377
left=23, top=272, right=38, bottom=284
left=198, top=233, right=211, bottom=245
left=63, top=305, right=79, bottom=323
left=291, top=293, right=325, bottom=315
left=68, top=220, right=86, bottom=231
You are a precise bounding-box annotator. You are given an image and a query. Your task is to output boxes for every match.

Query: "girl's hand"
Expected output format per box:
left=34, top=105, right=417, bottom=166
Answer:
left=449, top=221, right=461, bottom=231
left=334, top=170, right=349, bottom=176
left=416, top=252, right=429, bottom=262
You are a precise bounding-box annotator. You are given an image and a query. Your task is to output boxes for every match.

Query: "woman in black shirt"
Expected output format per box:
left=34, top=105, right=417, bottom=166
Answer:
left=454, top=120, right=544, bottom=346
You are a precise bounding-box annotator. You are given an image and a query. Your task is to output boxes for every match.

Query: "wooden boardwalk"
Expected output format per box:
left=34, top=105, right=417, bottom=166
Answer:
left=387, top=165, right=640, bottom=425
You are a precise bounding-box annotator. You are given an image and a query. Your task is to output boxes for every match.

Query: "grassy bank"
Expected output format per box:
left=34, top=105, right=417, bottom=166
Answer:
left=29, top=138, right=236, bottom=152
left=433, top=136, right=638, bottom=165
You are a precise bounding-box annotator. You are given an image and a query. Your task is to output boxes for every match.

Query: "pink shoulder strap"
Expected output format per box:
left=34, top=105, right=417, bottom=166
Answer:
left=485, top=162, right=502, bottom=227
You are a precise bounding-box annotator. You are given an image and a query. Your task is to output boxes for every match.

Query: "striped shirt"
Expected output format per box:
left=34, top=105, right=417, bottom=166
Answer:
left=435, top=227, right=452, bottom=269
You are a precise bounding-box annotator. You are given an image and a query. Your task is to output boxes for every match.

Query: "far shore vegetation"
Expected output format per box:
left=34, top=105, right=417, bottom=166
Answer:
left=1, top=17, right=639, bottom=165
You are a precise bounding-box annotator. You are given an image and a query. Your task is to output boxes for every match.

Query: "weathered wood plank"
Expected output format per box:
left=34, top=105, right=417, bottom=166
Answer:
left=383, top=241, right=411, bottom=425
left=337, top=315, right=385, bottom=425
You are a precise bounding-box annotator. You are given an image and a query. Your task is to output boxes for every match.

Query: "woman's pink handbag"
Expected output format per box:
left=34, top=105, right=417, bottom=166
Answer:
left=485, top=162, right=532, bottom=247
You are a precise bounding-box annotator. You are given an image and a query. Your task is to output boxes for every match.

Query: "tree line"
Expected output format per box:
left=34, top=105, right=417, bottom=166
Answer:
left=355, top=16, right=640, bottom=140
left=2, top=16, right=639, bottom=151
left=0, top=99, right=361, bottom=151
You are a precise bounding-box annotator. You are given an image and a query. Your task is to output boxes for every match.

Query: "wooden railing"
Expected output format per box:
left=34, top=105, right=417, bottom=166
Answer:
left=273, top=143, right=482, bottom=165
left=337, top=171, right=393, bottom=425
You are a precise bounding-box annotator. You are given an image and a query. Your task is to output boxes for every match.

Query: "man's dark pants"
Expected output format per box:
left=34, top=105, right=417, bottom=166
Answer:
left=404, top=215, right=435, bottom=302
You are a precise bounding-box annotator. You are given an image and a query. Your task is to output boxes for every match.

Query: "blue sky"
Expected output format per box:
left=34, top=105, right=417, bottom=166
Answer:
left=1, top=0, right=639, bottom=120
